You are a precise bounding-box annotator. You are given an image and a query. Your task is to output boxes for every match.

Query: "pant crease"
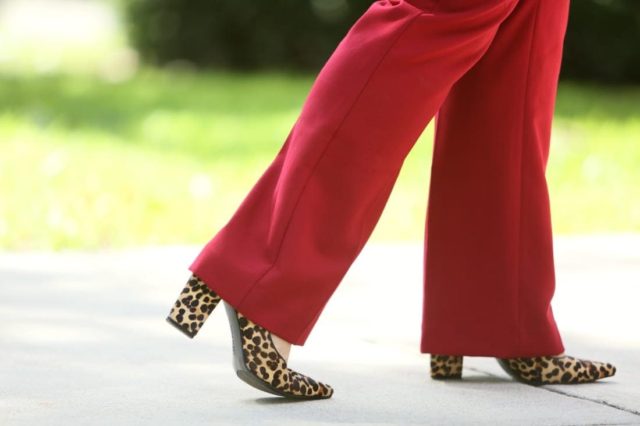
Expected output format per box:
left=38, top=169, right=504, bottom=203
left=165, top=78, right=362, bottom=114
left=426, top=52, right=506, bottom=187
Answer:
left=236, top=8, right=425, bottom=324
left=515, top=0, right=542, bottom=356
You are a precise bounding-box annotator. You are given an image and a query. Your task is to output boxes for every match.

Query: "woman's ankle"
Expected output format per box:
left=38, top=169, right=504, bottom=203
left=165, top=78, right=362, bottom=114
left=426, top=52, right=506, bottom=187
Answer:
left=271, top=333, right=292, bottom=362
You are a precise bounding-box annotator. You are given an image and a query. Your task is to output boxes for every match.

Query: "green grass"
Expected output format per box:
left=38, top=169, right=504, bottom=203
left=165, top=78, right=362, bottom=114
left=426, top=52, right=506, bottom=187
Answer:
left=0, top=69, right=638, bottom=250
left=550, top=83, right=640, bottom=233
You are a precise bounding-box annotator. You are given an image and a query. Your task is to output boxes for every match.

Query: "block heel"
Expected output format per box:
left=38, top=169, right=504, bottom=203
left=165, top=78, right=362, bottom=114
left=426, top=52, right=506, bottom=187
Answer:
left=166, top=273, right=221, bottom=338
left=430, top=355, right=463, bottom=379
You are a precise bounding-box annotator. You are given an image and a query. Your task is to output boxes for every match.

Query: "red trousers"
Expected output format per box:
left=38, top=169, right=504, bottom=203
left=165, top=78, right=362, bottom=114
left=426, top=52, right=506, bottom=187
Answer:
left=189, top=0, right=569, bottom=357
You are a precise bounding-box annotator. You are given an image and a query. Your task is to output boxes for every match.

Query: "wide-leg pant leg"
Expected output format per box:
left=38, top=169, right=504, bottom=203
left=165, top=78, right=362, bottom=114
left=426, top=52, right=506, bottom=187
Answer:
left=420, top=0, right=570, bottom=357
left=189, top=0, right=520, bottom=346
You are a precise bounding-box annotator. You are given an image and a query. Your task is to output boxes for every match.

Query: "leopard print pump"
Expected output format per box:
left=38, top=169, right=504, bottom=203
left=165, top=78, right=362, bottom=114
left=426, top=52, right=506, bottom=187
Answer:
left=167, top=273, right=333, bottom=399
left=166, top=274, right=221, bottom=338
left=430, top=354, right=616, bottom=385
left=223, top=301, right=334, bottom=399
left=496, top=355, right=616, bottom=385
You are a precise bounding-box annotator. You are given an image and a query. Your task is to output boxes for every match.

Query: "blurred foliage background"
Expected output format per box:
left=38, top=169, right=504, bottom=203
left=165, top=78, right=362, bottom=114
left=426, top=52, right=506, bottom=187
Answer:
left=127, top=0, right=640, bottom=83
left=0, top=0, right=638, bottom=250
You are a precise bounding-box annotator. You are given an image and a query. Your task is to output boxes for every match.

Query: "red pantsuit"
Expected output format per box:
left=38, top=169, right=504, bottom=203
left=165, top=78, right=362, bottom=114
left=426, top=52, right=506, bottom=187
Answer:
left=189, top=0, right=569, bottom=357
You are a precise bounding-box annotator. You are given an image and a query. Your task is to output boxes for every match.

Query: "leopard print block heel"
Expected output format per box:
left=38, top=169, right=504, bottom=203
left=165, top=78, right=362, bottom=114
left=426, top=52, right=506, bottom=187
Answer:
left=430, top=355, right=463, bottom=380
left=496, top=355, right=616, bottom=385
left=223, top=301, right=334, bottom=399
left=166, top=273, right=221, bottom=338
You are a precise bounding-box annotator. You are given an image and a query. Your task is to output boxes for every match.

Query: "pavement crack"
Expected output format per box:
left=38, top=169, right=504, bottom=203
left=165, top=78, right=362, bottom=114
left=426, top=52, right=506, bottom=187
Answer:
left=465, top=366, right=640, bottom=418
left=540, top=386, right=640, bottom=418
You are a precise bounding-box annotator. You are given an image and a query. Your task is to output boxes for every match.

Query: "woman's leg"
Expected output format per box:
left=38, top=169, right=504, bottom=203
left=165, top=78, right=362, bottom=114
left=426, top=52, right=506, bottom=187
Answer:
left=421, top=0, right=570, bottom=357
left=189, top=0, right=520, bottom=345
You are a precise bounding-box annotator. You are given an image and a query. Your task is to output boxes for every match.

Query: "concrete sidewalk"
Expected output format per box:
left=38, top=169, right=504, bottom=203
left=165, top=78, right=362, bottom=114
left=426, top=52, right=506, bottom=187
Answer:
left=1, top=234, right=639, bottom=425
